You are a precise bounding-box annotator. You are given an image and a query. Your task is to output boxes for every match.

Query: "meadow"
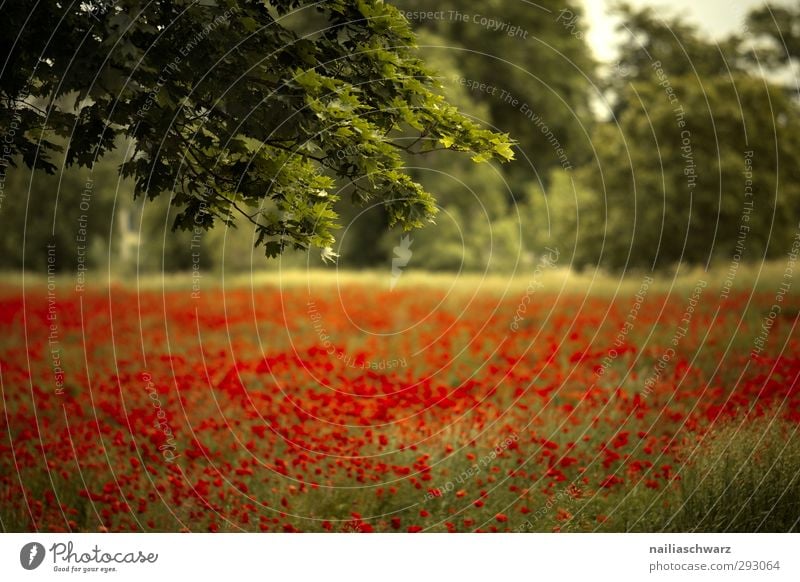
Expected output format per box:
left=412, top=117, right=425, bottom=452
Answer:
left=1, top=264, right=799, bottom=532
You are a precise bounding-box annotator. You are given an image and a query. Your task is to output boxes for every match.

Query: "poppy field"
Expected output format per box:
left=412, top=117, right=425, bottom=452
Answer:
left=2, top=268, right=800, bottom=533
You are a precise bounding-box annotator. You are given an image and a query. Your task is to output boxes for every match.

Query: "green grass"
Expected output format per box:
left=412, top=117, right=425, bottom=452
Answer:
left=2, top=259, right=791, bottom=296
left=575, top=413, right=800, bottom=532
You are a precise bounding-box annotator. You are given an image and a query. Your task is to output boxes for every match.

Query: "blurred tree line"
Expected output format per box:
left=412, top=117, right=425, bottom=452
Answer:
left=3, top=1, right=799, bottom=274
left=549, top=2, right=800, bottom=270
left=0, top=141, right=266, bottom=274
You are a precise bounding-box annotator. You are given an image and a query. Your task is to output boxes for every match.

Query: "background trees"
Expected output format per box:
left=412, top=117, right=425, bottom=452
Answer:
left=0, top=0, right=513, bottom=266
left=1, top=0, right=798, bottom=274
left=560, top=3, right=800, bottom=270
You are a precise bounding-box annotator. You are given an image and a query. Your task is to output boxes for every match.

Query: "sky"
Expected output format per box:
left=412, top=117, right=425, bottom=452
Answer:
left=579, top=0, right=774, bottom=61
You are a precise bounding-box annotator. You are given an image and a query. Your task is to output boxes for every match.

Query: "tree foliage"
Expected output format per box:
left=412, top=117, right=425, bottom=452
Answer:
left=397, top=0, right=597, bottom=188
left=0, top=0, right=513, bottom=259
left=562, top=4, right=800, bottom=270
left=746, top=3, right=800, bottom=66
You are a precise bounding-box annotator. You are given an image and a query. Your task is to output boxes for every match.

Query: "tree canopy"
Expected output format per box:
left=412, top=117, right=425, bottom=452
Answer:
left=3, top=1, right=799, bottom=274
left=555, top=3, right=800, bottom=270
left=0, top=0, right=513, bottom=258
left=398, top=0, right=597, bottom=188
